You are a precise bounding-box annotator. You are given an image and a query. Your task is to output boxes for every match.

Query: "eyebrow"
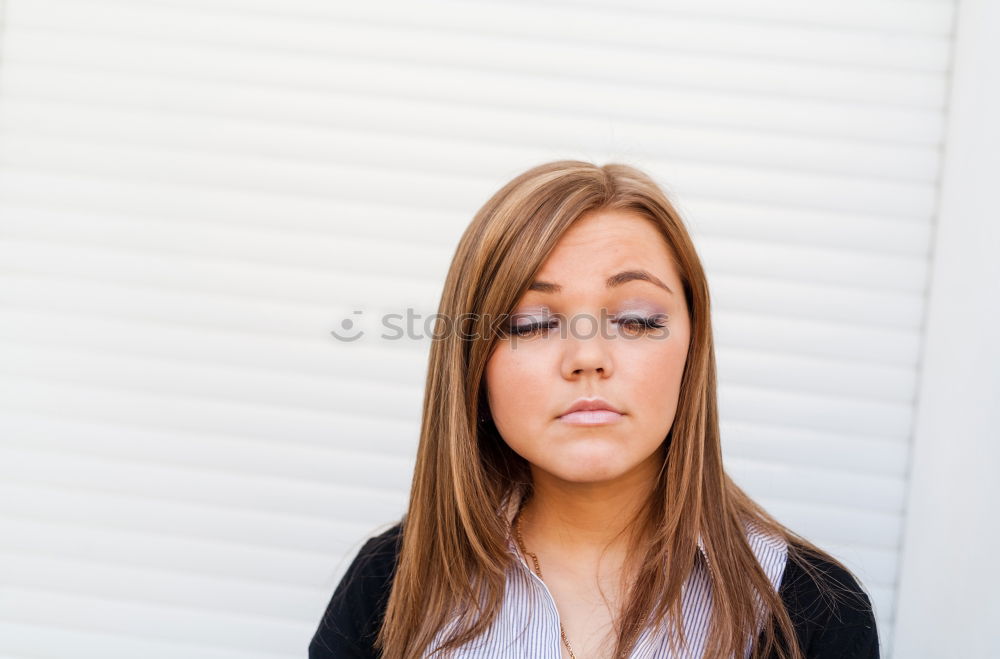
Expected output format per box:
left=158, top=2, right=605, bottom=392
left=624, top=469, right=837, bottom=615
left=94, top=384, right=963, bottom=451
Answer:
left=528, top=269, right=674, bottom=295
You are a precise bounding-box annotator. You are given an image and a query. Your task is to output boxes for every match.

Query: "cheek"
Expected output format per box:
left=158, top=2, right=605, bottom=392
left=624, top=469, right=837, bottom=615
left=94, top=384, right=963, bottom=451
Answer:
left=484, top=346, right=551, bottom=438
left=618, top=327, right=689, bottom=422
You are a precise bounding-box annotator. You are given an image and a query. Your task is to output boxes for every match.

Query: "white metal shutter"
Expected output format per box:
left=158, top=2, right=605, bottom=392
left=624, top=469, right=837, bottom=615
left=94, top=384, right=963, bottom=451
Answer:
left=0, top=1, right=954, bottom=656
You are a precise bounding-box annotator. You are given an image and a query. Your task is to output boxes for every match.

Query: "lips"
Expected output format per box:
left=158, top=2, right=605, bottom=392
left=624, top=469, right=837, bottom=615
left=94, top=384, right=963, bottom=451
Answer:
left=558, top=397, right=624, bottom=426
left=559, top=397, right=623, bottom=417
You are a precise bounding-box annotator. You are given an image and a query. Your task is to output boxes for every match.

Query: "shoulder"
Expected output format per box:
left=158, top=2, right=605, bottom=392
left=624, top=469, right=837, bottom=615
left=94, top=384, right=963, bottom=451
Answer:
left=352, top=523, right=404, bottom=571
left=776, top=543, right=881, bottom=658
left=308, top=523, right=404, bottom=659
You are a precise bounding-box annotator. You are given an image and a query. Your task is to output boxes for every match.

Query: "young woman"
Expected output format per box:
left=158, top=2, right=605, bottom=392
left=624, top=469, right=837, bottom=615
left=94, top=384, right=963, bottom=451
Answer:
left=310, top=161, right=879, bottom=658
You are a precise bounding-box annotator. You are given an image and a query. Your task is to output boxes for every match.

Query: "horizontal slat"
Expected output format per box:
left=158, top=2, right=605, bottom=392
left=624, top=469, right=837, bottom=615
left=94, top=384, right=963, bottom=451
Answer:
left=0, top=33, right=948, bottom=145
left=0, top=409, right=416, bottom=495
left=0, top=552, right=323, bottom=621
left=697, top=237, right=929, bottom=293
left=718, top=347, right=918, bottom=404
left=0, top=377, right=418, bottom=457
left=685, top=198, right=933, bottom=256
left=520, top=0, right=952, bottom=35
left=0, top=342, right=424, bottom=424
left=721, top=420, right=909, bottom=477
left=7, top=1, right=950, bottom=107
left=0, top=620, right=295, bottom=659
left=760, top=497, right=900, bottom=551
left=0, top=515, right=369, bottom=588
left=0, top=480, right=402, bottom=554
left=712, top=275, right=925, bottom=330
left=0, top=588, right=309, bottom=656
left=0, top=446, right=408, bottom=526
left=713, top=312, right=922, bottom=368
left=727, top=458, right=905, bottom=515
left=719, top=383, right=913, bottom=439
left=0, top=336, right=421, bottom=420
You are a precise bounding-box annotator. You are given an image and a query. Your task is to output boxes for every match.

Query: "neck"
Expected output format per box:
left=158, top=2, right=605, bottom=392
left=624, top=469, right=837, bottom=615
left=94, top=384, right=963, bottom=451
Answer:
left=517, top=451, right=662, bottom=562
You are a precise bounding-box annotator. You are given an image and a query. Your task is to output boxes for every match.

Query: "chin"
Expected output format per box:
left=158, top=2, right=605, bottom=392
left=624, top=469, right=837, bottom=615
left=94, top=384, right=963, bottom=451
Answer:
left=554, top=468, right=626, bottom=484
left=542, top=451, right=633, bottom=483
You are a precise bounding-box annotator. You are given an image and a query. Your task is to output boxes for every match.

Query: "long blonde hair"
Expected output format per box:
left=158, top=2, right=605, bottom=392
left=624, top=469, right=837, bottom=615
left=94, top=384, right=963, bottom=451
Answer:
left=377, top=160, right=863, bottom=658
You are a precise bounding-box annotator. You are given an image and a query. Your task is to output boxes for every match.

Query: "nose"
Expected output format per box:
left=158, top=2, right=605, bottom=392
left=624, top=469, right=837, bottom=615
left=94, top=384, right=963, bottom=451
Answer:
left=560, top=312, right=614, bottom=380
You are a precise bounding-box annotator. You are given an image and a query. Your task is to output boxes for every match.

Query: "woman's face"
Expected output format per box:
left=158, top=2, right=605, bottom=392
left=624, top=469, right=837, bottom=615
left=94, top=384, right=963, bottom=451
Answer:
left=485, top=209, right=691, bottom=486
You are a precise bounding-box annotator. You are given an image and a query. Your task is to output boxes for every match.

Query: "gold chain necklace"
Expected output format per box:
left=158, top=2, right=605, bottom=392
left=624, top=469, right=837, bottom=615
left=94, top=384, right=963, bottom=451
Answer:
left=513, top=510, right=578, bottom=659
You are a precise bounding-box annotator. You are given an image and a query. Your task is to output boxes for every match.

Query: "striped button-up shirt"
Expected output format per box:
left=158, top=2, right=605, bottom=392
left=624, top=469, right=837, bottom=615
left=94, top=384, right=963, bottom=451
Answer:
left=426, top=489, right=788, bottom=658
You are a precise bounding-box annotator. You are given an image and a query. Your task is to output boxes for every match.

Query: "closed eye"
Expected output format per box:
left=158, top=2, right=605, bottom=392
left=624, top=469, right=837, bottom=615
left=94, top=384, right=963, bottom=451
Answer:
left=503, top=315, right=667, bottom=338
left=615, top=315, right=667, bottom=334
left=507, top=320, right=557, bottom=337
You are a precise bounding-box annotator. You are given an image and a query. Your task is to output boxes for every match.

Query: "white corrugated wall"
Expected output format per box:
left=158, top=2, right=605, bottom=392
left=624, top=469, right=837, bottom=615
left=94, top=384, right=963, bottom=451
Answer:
left=0, top=1, right=957, bottom=657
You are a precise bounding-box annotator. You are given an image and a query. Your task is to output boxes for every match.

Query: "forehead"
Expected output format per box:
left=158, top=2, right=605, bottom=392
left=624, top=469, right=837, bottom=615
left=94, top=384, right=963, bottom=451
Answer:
left=534, top=209, right=678, bottom=283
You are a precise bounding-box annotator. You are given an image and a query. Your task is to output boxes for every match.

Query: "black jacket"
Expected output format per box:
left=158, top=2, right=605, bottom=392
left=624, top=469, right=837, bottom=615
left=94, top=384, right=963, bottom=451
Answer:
left=309, top=524, right=880, bottom=658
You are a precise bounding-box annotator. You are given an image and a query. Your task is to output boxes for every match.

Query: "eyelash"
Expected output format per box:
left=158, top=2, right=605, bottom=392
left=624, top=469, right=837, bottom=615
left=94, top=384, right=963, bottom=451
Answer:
left=506, top=316, right=666, bottom=337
